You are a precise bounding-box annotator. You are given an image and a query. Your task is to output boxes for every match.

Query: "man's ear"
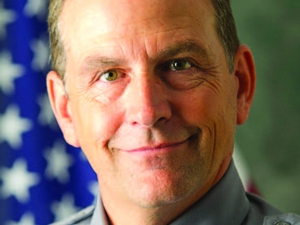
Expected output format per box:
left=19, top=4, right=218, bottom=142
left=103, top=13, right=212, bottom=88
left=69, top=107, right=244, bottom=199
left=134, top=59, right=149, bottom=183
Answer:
left=47, top=71, right=80, bottom=147
left=234, top=45, right=256, bottom=125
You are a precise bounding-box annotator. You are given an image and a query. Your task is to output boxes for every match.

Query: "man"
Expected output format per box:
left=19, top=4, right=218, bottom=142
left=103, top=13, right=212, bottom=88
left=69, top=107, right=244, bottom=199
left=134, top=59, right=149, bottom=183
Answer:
left=46, top=0, right=300, bottom=224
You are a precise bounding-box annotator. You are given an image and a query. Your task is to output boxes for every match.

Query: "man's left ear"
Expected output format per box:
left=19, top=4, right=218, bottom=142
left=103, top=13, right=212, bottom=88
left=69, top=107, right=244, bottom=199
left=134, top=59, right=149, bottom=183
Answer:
left=234, top=45, right=256, bottom=125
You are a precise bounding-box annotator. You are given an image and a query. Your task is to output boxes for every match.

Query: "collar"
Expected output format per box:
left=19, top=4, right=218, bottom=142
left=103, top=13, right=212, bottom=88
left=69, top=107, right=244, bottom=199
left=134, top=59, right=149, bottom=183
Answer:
left=91, top=161, right=250, bottom=225
left=90, top=194, right=109, bottom=225
left=170, top=161, right=250, bottom=224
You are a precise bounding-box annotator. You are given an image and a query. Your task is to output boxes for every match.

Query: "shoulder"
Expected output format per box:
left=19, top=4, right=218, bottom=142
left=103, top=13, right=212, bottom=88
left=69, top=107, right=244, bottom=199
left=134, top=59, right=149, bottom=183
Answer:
left=246, top=192, right=282, bottom=216
left=243, top=193, right=300, bottom=225
left=50, top=205, right=95, bottom=225
left=264, top=213, right=300, bottom=225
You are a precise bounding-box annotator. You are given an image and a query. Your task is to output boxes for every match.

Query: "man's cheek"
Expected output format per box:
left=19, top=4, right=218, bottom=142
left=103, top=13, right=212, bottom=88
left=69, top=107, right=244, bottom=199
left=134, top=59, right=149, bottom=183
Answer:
left=83, top=105, right=124, bottom=147
left=180, top=93, right=216, bottom=124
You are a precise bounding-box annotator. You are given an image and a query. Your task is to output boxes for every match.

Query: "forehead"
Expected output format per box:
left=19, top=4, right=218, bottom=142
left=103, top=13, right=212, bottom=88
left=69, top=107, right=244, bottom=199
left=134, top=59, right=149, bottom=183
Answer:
left=60, top=0, right=215, bottom=37
left=61, top=0, right=214, bottom=23
left=59, top=0, right=218, bottom=63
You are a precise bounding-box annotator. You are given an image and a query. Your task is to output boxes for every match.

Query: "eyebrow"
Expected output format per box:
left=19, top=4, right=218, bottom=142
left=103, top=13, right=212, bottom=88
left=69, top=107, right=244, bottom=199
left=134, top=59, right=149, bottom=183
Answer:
left=155, top=39, right=211, bottom=62
left=80, top=56, right=124, bottom=75
left=80, top=39, right=212, bottom=75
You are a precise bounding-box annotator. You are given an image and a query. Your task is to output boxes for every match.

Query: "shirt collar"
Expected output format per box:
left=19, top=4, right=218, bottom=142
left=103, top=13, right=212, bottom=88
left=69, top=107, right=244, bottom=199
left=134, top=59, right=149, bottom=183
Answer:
left=170, top=161, right=250, bottom=225
left=90, top=194, right=109, bottom=225
left=91, top=161, right=249, bottom=225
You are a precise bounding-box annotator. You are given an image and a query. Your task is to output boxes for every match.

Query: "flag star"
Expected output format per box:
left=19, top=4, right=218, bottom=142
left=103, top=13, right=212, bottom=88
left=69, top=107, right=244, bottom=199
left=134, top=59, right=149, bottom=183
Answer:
left=0, top=52, right=25, bottom=95
left=88, top=181, right=99, bottom=203
left=30, top=37, right=49, bottom=71
left=51, top=193, right=80, bottom=222
left=44, top=140, right=74, bottom=184
left=24, top=0, right=47, bottom=20
left=80, top=150, right=88, bottom=161
left=6, top=212, right=35, bottom=225
left=0, top=159, right=40, bottom=203
left=0, top=105, right=32, bottom=149
left=37, top=93, right=58, bottom=128
left=0, top=2, right=17, bottom=39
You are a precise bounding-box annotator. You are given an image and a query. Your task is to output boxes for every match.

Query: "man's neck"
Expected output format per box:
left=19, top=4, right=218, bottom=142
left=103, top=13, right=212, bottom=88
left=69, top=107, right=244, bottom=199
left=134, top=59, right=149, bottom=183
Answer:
left=102, top=189, right=206, bottom=225
left=99, top=157, right=231, bottom=225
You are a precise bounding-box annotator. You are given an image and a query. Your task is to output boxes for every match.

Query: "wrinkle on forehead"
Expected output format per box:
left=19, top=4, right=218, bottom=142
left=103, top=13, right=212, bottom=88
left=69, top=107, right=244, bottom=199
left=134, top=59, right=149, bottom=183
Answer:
left=79, top=38, right=216, bottom=76
left=60, top=0, right=218, bottom=73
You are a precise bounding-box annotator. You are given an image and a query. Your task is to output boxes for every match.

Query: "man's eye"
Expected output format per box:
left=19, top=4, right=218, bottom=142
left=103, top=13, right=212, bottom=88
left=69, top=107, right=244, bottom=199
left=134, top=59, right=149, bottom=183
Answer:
left=170, top=60, right=192, bottom=71
left=101, top=70, right=118, bottom=82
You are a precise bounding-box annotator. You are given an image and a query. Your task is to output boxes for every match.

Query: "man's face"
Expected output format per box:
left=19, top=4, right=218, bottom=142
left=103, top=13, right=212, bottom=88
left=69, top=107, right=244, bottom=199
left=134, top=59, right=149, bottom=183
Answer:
left=59, top=0, right=238, bottom=208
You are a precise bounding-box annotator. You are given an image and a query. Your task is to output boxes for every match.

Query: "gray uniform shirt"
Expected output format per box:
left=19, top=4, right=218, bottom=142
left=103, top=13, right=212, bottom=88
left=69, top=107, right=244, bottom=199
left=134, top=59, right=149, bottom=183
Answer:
left=52, top=161, right=300, bottom=225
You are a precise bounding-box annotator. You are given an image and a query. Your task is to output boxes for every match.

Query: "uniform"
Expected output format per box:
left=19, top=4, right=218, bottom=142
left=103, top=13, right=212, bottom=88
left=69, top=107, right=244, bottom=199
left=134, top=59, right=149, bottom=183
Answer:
left=51, top=161, right=300, bottom=225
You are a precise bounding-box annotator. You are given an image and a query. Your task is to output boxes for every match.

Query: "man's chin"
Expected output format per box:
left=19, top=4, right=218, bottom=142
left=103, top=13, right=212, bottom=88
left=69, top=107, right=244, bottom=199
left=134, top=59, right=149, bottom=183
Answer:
left=127, top=189, right=189, bottom=210
left=123, top=170, right=197, bottom=209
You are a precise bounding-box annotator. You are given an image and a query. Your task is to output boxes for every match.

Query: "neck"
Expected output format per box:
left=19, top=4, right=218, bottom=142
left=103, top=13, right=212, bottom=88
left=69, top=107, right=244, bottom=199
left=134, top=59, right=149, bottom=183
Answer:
left=99, top=157, right=232, bottom=225
left=102, top=191, right=201, bottom=225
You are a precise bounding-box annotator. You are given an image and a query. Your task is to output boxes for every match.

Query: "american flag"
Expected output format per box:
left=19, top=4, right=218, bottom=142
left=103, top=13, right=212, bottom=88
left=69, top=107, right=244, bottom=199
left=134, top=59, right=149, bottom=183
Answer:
left=0, top=1, right=98, bottom=224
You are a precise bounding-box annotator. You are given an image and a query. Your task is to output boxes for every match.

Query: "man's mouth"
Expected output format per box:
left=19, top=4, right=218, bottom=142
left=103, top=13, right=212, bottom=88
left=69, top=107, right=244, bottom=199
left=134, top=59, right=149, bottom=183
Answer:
left=117, top=135, right=196, bottom=153
left=123, top=140, right=188, bottom=152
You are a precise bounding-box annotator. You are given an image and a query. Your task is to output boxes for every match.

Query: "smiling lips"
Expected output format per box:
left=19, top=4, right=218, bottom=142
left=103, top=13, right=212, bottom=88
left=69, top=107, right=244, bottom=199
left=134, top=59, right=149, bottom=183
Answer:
left=119, top=138, right=189, bottom=153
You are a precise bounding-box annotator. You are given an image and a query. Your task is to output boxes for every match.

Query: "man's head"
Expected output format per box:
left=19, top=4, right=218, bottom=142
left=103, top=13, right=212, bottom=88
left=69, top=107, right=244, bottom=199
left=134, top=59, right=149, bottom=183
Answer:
left=48, top=0, right=240, bottom=80
left=47, top=0, right=255, bottom=223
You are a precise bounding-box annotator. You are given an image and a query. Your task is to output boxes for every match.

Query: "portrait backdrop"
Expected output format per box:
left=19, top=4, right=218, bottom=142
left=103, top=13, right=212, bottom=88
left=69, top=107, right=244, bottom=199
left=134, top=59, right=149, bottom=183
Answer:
left=232, top=0, right=300, bottom=214
left=0, top=1, right=97, bottom=224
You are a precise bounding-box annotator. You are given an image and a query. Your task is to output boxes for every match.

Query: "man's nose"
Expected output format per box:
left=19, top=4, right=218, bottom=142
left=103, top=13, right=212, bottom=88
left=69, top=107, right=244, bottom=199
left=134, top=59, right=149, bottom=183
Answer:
left=124, top=73, right=172, bottom=128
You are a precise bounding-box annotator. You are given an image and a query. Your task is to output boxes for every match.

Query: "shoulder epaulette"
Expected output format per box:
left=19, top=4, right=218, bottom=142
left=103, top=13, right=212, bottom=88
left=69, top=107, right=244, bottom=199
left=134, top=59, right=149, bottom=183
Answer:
left=264, top=213, right=300, bottom=225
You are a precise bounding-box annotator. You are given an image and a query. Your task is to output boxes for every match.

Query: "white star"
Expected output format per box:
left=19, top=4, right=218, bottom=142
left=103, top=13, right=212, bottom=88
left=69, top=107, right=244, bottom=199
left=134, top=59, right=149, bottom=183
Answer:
left=0, top=159, right=40, bottom=203
left=0, top=2, right=17, bottom=39
left=51, top=193, right=80, bottom=222
left=6, top=212, right=35, bottom=225
left=24, top=0, right=47, bottom=20
left=88, top=181, right=99, bottom=203
left=30, top=37, right=49, bottom=71
left=0, top=105, right=32, bottom=149
left=0, top=51, right=25, bottom=95
left=37, top=93, right=58, bottom=128
left=44, top=140, right=74, bottom=184
left=80, top=150, right=89, bottom=161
